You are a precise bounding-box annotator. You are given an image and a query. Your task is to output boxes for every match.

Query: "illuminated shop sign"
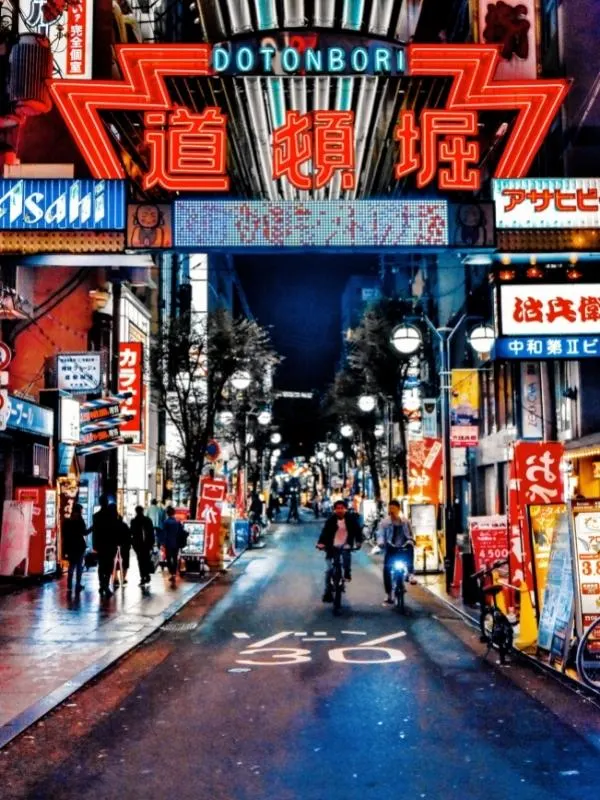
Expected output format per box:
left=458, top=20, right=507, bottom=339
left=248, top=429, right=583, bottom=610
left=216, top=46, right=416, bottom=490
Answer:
left=500, top=284, right=600, bottom=336
left=211, top=35, right=405, bottom=76
left=0, top=180, right=125, bottom=231
left=495, top=336, right=600, bottom=359
left=173, top=200, right=448, bottom=250
left=49, top=44, right=568, bottom=194
left=494, top=178, right=600, bottom=229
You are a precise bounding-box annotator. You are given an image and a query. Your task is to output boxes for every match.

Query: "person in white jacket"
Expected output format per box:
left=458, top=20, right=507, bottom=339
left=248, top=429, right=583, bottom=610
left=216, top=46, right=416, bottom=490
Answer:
left=377, top=500, right=417, bottom=605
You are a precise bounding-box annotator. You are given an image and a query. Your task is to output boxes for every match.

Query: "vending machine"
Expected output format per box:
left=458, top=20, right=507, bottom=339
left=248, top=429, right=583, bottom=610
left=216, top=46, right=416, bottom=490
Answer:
left=14, top=487, right=58, bottom=576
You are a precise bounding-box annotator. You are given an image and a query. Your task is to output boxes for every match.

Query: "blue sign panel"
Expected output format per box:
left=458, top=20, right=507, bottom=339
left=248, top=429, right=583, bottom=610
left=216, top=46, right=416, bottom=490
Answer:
left=0, top=180, right=125, bottom=230
left=174, top=200, right=448, bottom=250
left=8, top=396, right=54, bottom=437
left=494, top=336, right=600, bottom=359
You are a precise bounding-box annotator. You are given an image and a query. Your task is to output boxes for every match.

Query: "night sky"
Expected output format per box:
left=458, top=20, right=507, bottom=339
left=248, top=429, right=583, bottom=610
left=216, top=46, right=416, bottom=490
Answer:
left=235, top=254, right=379, bottom=454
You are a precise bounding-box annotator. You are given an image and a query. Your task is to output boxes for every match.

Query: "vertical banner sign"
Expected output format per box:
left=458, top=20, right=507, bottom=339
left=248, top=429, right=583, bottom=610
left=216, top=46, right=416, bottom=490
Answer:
left=421, top=398, right=438, bottom=438
left=450, top=369, right=479, bottom=447
left=528, top=504, right=567, bottom=612
left=469, top=515, right=509, bottom=572
left=408, top=438, right=442, bottom=504
left=478, top=0, right=538, bottom=80
left=573, top=510, right=600, bottom=629
left=19, top=0, right=94, bottom=79
left=520, top=362, right=543, bottom=439
left=118, top=342, right=143, bottom=444
left=514, top=441, right=564, bottom=506
left=198, top=477, right=227, bottom=568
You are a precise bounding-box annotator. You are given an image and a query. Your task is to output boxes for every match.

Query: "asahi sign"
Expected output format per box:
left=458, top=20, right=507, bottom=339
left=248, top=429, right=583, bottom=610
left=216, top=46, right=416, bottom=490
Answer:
left=0, top=180, right=125, bottom=230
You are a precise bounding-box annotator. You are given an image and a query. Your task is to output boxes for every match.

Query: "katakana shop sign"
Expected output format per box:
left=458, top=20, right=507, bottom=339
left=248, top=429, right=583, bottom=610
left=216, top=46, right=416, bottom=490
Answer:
left=495, top=336, right=600, bottom=360
left=48, top=43, right=568, bottom=195
left=494, top=178, right=600, bottom=229
left=174, top=200, right=448, bottom=250
left=19, top=0, right=94, bottom=79
left=500, top=284, right=600, bottom=337
left=118, top=342, right=143, bottom=444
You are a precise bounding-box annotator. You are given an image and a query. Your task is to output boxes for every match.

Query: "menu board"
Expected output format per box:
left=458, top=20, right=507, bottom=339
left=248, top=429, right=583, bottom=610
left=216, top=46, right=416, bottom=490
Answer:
left=410, top=503, right=439, bottom=573
left=469, top=515, right=509, bottom=572
left=529, top=504, right=566, bottom=613
left=573, top=511, right=600, bottom=628
left=180, top=521, right=206, bottom=559
left=537, top=509, right=574, bottom=661
left=234, top=520, right=250, bottom=553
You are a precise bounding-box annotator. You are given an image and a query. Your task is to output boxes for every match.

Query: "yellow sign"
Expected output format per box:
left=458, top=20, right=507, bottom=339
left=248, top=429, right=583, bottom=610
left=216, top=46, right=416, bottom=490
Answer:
left=450, top=369, right=479, bottom=447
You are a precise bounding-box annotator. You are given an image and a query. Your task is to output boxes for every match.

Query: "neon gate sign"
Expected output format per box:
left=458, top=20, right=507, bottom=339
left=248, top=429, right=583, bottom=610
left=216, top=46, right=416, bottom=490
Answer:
left=49, top=43, right=569, bottom=195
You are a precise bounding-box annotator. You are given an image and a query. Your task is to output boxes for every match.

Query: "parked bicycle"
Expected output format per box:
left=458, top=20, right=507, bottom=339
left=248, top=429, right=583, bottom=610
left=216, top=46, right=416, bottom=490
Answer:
left=576, top=617, right=600, bottom=690
left=471, top=559, right=515, bottom=665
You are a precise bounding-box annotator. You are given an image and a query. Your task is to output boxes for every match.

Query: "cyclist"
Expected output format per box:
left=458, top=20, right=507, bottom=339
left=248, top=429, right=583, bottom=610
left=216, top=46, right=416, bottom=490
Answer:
left=317, top=499, right=363, bottom=602
left=377, top=500, right=417, bottom=606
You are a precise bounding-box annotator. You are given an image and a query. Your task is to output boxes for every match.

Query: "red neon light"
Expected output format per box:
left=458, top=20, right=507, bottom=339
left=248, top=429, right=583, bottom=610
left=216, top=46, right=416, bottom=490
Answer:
left=48, top=44, right=569, bottom=185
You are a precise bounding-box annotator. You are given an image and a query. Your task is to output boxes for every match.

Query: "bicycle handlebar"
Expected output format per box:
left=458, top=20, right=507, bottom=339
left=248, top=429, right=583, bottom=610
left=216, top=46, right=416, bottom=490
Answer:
left=471, top=558, right=509, bottom=579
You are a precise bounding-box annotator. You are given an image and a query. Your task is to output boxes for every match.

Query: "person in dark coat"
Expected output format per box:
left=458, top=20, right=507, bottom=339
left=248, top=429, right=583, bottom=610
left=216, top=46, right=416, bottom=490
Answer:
left=93, top=499, right=119, bottom=597
left=161, top=506, right=186, bottom=584
left=131, top=505, right=154, bottom=586
left=317, top=500, right=363, bottom=602
left=63, top=503, right=87, bottom=595
left=113, top=512, right=131, bottom=588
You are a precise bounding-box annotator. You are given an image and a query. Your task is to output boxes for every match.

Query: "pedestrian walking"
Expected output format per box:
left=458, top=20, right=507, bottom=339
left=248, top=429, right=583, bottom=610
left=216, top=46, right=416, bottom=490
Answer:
left=63, top=503, right=87, bottom=596
left=93, top=498, right=119, bottom=598
left=131, top=505, right=154, bottom=586
left=161, top=506, right=186, bottom=585
left=113, top=512, right=131, bottom=588
left=146, top=498, right=165, bottom=544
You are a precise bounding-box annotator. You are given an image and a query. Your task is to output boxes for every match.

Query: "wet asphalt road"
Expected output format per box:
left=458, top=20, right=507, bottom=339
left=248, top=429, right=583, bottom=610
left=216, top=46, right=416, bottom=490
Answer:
left=2, top=519, right=600, bottom=800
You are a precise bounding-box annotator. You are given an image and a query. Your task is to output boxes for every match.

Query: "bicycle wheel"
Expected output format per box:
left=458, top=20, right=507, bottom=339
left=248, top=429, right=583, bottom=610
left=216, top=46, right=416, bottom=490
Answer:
left=495, top=617, right=514, bottom=664
left=480, top=607, right=495, bottom=643
left=332, top=564, right=343, bottom=613
left=395, top=575, right=406, bottom=613
left=576, top=618, right=600, bottom=690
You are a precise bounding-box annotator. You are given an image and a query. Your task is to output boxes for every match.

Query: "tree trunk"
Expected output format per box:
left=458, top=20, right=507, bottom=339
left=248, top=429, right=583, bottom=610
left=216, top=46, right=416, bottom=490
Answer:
left=398, top=414, right=409, bottom=496
left=189, top=474, right=199, bottom=519
left=365, top=435, right=381, bottom=502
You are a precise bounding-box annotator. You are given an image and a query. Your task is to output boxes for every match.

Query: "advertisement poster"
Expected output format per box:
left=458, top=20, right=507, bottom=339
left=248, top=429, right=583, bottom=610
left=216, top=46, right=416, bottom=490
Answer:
left=450, top=369, right=479, bottom=447
left=537, top=509, right=574, bottom=656
left=573, top=510, right=600, bottom=628
left=0, top=500, right=33, bottom=576
left=234, top=520, right=250, bottom=553
left=407, top=438, right=442, bottom=504
left=14, top=487, right=57, bottom=576
left=529, top=504, right=567, bottom=611
left=469, top=515, right=509, bottom=572
left=118, top=342, right=144, bottom=444
left=181, top=521, right=206, bottom=559
left=409, top=503, right=439, bottom=573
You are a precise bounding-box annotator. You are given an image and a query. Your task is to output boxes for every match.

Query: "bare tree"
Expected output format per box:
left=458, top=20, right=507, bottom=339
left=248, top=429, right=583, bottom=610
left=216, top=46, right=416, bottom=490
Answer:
left=151, top=309, right=281, bottom=517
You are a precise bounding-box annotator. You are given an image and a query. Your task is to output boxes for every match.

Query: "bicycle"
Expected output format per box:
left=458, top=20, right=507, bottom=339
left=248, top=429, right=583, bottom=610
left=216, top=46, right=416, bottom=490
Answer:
left=319, top=545, right=359, bottom=614
left=576, top=617, right=600, bottom=690
left=390, top=545, right=413, bottom=613
left=471, top=559, right=515, bottom=665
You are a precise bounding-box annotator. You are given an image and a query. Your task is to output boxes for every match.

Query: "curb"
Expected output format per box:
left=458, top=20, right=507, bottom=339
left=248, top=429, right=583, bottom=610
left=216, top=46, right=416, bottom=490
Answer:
left=0, top=549, right=248, bottom=751
left=420, top=581, right=600, bottom=707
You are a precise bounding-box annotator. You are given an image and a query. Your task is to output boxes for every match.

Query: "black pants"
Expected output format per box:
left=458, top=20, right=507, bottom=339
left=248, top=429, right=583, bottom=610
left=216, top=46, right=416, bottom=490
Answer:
left=166, top=547, right=179, bottom=576
left=135, top=546, right=151, bottom=582
left=98, top=551, right=117, bottom=592
left=383, top=546, right=414, bottom=595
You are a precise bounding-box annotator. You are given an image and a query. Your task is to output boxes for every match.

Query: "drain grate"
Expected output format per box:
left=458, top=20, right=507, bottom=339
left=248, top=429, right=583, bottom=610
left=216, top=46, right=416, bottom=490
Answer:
left=162, top=621, right=199, bottom=632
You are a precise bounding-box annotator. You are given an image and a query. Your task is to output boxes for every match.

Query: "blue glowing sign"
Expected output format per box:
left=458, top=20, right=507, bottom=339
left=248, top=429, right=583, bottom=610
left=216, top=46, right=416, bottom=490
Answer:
left=174, top=200, right=448, bottom=250
left=0, top=180, right=125, bottom=230
left=495, top=336, right=600, bottom=359
left=7, top=396, right=54, bottom=437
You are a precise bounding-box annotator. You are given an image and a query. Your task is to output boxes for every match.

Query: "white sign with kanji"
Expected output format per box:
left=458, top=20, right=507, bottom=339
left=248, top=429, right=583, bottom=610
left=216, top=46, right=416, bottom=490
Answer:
left=500, top=284, right=600, bottom=336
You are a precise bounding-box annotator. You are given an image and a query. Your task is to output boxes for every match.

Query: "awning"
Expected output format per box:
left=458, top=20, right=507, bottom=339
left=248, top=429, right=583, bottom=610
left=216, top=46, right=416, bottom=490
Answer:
left=564, top=433, right=600, bottom=460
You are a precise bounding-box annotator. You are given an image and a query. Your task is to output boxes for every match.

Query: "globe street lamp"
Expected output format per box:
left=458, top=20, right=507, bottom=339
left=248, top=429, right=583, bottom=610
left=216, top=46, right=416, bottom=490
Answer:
left=340, top=423, right=353, bottom=438
left=335, top=450, right=344, bottom=460
left=231, top=370, right=251, bottom=391
left=219, top=410, right=234, bottom=426
left=469, top=324, right=496, bottom=356
left=327, top=442, right=337, bottom=453
left=358, top=394, right=377, bottom=413
left=257, top=409, right=272, bottom=426
left=374, top=423, right=385, bottom=439
left=390, top=324, right=422, bottom=356
left=270, top=432, right=282, bottom=445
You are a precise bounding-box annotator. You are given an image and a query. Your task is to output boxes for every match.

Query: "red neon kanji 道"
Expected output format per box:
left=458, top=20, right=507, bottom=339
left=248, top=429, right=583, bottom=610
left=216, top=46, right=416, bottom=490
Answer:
left=144, top=107, right=229, bottom=192
left=273, top=111, right=356, bottom=190
left=395, top=110, right=480, bottom=190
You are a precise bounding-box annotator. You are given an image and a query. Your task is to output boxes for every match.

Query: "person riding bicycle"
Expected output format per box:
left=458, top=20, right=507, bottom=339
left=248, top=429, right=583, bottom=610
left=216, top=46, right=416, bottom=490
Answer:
left=377, top=500, right=417, bottom=606
left=317, top=499, right=362, bottom=603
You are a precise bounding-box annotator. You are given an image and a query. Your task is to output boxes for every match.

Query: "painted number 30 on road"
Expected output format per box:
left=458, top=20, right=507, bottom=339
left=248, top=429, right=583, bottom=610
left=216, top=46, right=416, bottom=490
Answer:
left=234, top=631, right=407, bottom=666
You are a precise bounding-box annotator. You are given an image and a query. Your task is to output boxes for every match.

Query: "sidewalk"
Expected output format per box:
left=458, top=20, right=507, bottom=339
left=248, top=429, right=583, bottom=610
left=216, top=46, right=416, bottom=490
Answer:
left=0, top=558, right=213, bottom=748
